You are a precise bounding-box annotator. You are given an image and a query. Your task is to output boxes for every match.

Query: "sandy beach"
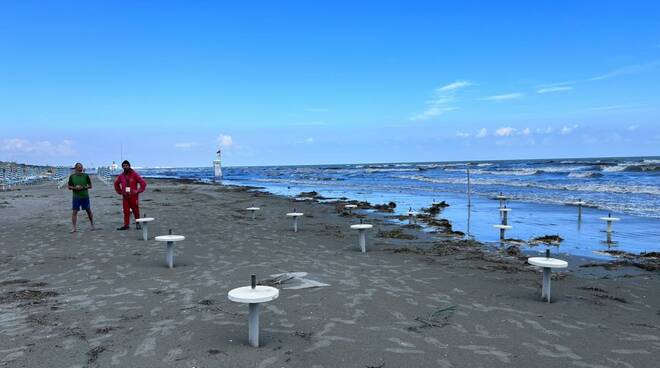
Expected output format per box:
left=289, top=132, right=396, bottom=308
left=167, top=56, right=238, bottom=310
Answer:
left=1, top=177, right=659, bottom=368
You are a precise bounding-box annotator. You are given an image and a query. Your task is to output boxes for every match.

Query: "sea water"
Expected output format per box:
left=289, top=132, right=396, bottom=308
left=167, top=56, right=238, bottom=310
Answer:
left=138, top=156, right=660, bottom=259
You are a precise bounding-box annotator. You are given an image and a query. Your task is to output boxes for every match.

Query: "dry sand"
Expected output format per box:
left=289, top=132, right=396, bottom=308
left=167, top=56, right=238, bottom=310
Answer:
left=0, top=178, right=658, bottom=368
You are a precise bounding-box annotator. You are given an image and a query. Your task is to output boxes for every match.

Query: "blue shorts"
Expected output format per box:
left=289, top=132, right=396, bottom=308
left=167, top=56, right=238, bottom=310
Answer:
left=72, top=197, right=91, bottom=211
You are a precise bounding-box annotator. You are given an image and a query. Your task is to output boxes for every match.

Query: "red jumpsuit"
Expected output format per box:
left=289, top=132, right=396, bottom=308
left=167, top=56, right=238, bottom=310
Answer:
left=114, top=169, right=147, bottom=226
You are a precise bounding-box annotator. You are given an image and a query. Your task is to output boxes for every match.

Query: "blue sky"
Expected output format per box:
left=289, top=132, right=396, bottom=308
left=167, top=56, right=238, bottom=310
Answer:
left=1, top=1, right=659, bottom=167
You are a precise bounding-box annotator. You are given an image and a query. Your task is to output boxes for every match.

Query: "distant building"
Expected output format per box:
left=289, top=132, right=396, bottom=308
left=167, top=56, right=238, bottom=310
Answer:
left=213, top=148, right=222, bottom=180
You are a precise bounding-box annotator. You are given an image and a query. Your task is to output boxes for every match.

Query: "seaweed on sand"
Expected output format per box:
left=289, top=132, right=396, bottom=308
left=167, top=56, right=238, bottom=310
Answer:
left=378, top=230, right=417, bottom=240
left=529, top=234, right=564, bottom=246
left=576, top=286, right=628, bottom=304
left=580, top=250, right=660, bottom=272
left=87, top=345, right=106, bottom=365
left=410, top=305, right=456, bottom=331
left=372, top=202, right=397, bottom=213
left=421, top=201, right=449, bottom=215
left=0, top=289, right=58, bottom=305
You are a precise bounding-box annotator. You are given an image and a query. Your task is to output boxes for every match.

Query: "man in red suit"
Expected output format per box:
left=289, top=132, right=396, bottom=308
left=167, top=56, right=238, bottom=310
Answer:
left=114, top=160, right=147, bottom=230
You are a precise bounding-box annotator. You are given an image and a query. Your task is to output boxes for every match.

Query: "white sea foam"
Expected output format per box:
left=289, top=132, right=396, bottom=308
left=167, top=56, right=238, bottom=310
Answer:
left=448, top=168, right=540, bottom=176
left=398, top=175, right=660, bottom=196
left=567, top=172, right=603, bottom=178
left=365, top=168, right=418, bottom=173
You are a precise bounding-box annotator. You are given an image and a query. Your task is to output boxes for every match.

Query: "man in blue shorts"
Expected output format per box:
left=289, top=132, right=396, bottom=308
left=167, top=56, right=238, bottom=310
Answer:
left=68, top=162, right=95, bottom=232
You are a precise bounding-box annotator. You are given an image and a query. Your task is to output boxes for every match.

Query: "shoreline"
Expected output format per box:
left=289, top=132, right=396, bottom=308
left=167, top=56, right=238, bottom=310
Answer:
left=149, top=176, right=660, bottom=265
left=0, top=177, right=658, bottom=367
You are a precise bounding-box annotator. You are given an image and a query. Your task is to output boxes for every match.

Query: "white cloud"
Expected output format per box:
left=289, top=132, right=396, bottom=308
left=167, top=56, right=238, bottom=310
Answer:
left=535, top=127, right=554, bottom=134
left=305, top=137, right=314, bottom=144
left=0, top=138, right=74, bottom=156
left=495, top=127, right=516, bottom=137
left=410, top=106, right=457, bottom=121
left=217, top=134, right=234, bottom=149
left=174, top=142, right=199, bottom=149
left=627, top=125, right=638, bottom=131
left=437, top=80, right=473, bottom=92
left=482, top=93, right=523, bottom=101
left=410, top=80, right=472, bottom=121
left=589, top=61, right=660, bottom=81
left=586, top=104, right=640, bottom=112
left=458, top=127, right=532, bottom=139
left=537, top=86, right=572, bottom=94
left=539, top=60, right=660, bottom=89
left=560, top=124, right=579, bottom=134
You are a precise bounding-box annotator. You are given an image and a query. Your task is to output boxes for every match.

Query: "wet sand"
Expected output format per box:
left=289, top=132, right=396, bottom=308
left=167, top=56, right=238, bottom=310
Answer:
left=0, top=178, right=658, bottom=367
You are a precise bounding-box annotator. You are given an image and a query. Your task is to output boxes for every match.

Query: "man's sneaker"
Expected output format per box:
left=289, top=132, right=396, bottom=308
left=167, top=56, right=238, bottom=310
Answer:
left=117, top=225, right=129, bottom=231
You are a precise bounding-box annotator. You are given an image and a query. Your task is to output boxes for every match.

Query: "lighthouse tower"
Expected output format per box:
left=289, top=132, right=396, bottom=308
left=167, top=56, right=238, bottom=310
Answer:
left=213, top=148, right=222, bottom=180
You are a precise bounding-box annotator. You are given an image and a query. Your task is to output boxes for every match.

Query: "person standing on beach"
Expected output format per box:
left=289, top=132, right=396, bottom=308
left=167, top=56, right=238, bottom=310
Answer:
left=67, top=162, right=95, bottom=232
left=113, top=160, right=147, bottom=230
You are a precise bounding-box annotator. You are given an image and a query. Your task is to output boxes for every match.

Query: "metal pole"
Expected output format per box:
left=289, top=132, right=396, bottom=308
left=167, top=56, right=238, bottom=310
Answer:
left=467, top=166, right=471, bottom=208
left=248, top=303, right=260, bottom=347
left=467, top=204, right=471, bottom=239
left=166, top=241, right=174, bottom=268
left=542, top=268, right=551, bottom=302
left=578, top=199, right=583, bottom=221
left=359, top=230, right=366, bottom=253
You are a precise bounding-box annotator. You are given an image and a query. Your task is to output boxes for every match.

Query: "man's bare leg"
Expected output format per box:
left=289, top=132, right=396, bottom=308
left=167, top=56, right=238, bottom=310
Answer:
left=86, top=209, right=95, bottom=230
left=71, top=210, right=78, bottom=233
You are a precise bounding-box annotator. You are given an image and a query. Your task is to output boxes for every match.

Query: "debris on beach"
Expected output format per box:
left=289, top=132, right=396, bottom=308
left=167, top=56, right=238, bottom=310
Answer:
left=372, top=202, right=397, bottom=212
left=505, top=245, right=523, bottom=258
left=529, top=234, right=564, bottom=246
left=294, top=331, right=313, bottom=340
left=259, top=272, right=330, bottom=290
left=297, top=190, right=318, bottom=197
left=95, top=326, right=120, bottom=334
left=334, top=200, right=373, bottom=213
left=421, top=201, right=450, bottom=215
left=388, top=247, right=424, bottom=254
left=0, top=289, right=58, bottom=306
left=218, top=185, right=263, bottom=193
left=378, top=229, right=417, bottom=240
left=576, top=286, right=628, bottom=304
left=580, top=250, right=660, bottom=272
left=410, top=305, right=456, bottom=331
left=423, top=239, right=483, bottom=257
left=86, top=345, right=106, bottom=365
left=417, top=216, right=465, bottom=237
left=385, top=214, right=409, bottom=221
left=297, top=191, right=327, bottom=200
left=365, top=361, right=385, bottom=368
left=0, top=279, right=48, bottom=287
left=395, top=239, right=533, bottom=273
